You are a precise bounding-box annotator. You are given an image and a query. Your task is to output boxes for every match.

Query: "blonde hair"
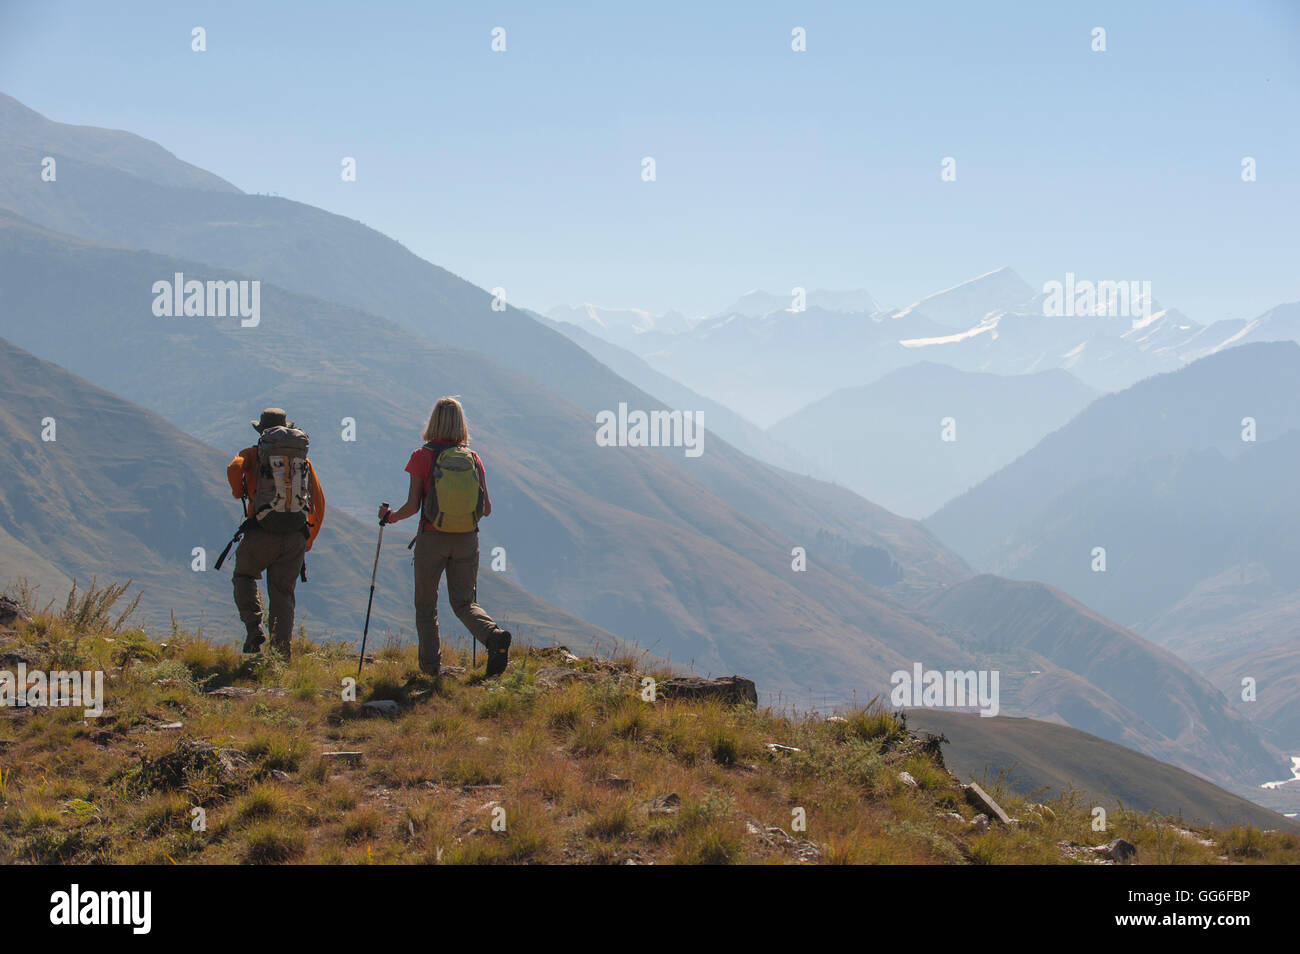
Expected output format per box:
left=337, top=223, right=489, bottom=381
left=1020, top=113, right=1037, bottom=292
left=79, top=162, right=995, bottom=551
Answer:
left=422, top=396, right=470, bottom=445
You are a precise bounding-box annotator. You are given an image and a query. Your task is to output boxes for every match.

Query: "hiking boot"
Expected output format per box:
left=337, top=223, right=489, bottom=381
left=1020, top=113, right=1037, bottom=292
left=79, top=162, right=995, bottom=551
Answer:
left=242, top=625, right=265, bottom=654
left=484, top=630, right=512, bottom=678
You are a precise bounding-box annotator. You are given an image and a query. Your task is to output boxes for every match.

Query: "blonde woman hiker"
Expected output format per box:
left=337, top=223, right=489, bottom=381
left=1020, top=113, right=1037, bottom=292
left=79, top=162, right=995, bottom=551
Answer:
left=378, top=397, right=511, bottom=678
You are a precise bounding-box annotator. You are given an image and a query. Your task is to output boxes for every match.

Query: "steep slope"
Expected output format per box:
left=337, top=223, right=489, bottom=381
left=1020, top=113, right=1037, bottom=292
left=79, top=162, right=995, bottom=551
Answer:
left=0, top=213, right=973, bottom=700
left=0, top=93, right=237, bottom=194
left=905, top=710, right=1298, bottom=831
left=927, top=341, right=1300, bottom=567
left=0, top=523, right=71, bottom=598
left=769, top=363, right=1098, bottom=518
left=963, top=434, right=1300, bottom=629
left=1141, top=564, right=1300, bottom=749
left=1193, top=641, right=1300, bottom=752
left=915, top=575, right=1284, bottom=783
left=0, top=334, right=627, bottom=651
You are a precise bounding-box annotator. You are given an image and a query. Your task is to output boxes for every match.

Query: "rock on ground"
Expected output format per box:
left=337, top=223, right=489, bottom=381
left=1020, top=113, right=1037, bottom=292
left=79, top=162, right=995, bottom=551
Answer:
left=962, top=782, right=1012, bottom=825
left=0, top=595, right=28, bottom=627
left=1092, top=838, right=1138, bottom=863
left=657, top=675, right=758, bottom=707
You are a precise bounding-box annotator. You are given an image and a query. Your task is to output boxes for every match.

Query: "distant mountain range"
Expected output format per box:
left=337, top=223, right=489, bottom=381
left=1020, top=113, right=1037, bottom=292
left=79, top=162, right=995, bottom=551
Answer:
left=543, top=304, right=697, bottom=352
left=544, top=265, right=1300, bottom=427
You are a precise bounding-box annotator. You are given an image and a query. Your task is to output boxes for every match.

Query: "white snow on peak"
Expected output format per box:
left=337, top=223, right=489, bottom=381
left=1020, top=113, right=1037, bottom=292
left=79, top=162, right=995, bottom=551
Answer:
left=893, top=266, right=1015, bottom=320
left=1207, top=318, right=1262, bottom=354
left=1123, top=308, right=1168, bottom=336
left=899, top=315, right=1001, bottom=348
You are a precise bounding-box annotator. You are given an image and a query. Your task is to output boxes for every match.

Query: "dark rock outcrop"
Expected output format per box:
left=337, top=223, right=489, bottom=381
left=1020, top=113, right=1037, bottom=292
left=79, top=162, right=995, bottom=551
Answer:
left=0, top=595, right=28, bottom=627
left=657, top=675, right=758, bottom=707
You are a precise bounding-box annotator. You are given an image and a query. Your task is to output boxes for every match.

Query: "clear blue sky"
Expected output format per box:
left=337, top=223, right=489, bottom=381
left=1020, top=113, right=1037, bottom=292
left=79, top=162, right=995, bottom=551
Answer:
left=2, top=0, right=1298, bottom=321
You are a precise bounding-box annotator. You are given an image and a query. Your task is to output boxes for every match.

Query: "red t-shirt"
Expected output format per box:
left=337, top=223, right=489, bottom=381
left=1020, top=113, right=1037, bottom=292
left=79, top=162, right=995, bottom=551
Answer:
left=405, top=443, right=491, bottom=531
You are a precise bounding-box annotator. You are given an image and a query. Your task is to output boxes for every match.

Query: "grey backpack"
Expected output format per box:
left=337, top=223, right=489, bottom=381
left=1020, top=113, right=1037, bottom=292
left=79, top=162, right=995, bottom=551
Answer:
left=251, top=425, right=311, bottom=534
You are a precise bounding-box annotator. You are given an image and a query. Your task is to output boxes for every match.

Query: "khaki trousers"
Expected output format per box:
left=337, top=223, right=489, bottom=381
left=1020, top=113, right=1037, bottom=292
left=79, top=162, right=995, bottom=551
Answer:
left=232, top=526, right=306, bottom=657
left=414, top=529, right=503, bottom=675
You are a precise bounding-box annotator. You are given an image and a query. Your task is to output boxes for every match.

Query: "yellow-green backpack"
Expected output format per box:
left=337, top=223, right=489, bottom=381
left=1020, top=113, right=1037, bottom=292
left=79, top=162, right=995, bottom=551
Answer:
left=422, top=444, right=482, bottom=532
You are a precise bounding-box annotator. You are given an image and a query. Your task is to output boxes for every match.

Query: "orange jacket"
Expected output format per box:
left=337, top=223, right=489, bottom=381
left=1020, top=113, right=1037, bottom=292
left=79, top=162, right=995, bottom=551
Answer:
left=227, top=447, right=326, bottom=551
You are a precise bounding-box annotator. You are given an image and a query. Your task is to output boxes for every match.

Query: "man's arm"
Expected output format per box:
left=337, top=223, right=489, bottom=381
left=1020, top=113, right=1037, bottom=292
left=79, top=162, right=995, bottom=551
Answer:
left=227, top=447, right=257, bottom=503
left=305, top=461, right=326, bottom=551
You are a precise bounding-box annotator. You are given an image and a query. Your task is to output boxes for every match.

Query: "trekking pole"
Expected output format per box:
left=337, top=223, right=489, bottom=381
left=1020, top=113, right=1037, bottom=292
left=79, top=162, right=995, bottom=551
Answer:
left=215, top=508, right=257, bottom=572
left=356, top=505, right=387, bottom=679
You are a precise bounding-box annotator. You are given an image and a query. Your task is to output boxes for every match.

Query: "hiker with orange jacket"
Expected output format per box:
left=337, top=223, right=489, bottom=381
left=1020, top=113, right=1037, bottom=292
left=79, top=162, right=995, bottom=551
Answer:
left=224, top=408, right=325, bottom=660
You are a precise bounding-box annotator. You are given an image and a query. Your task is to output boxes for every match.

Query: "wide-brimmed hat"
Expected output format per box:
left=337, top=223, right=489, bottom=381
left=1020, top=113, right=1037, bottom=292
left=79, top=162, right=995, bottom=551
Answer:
left=251, top=408, right=294, bottom=432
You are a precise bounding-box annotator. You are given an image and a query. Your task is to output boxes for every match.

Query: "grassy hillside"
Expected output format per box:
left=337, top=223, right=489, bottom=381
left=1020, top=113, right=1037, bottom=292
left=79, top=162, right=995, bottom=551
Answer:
left=2, top=583, right=1296, bottom=865
left=904, top=710, right=1298, bottom=832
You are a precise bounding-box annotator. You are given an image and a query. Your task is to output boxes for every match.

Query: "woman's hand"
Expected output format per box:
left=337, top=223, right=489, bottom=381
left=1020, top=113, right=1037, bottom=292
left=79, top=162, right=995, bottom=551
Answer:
left=379, top=475, right=424, bottom=527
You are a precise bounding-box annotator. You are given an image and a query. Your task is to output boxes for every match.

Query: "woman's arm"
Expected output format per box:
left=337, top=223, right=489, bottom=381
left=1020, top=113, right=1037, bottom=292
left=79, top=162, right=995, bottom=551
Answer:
left=475, top=453, right=491, bottom=517
left=378, top=472, right=422, bottom=525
